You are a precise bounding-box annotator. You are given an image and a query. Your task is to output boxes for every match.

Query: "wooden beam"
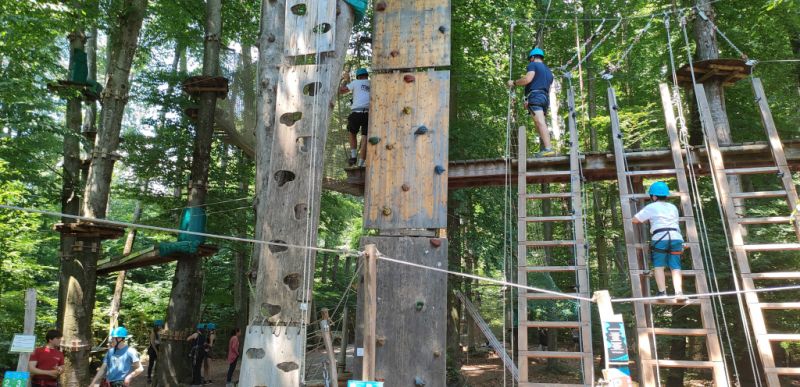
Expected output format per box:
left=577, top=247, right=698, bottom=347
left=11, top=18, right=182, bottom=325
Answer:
left=361, top=244, right=377, bottom=381
left=16, top=289, right=36, bottom=373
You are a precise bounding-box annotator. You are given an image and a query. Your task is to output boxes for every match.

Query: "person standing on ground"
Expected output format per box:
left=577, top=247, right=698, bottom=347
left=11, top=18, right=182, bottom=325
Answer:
left=632, top=181, right=686, bottom=300
left=339, top=68, right=371, bottom=167
left=187, top=323, right=209, bottom=387
left=225, top=328, right=241, bottom=387
left=202, top=323, right=217, bottom=384
left=507, top=48, right=555, bottom=157
left=29, top=329, right=64, bottom=387
left=146, top=320, right=163, bottom=384
left=90, top=327, right=144, bottom=387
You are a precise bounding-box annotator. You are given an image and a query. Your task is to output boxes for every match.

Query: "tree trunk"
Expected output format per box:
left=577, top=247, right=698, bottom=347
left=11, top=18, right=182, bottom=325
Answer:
left=156, top=1, right=221, bottom=385
left=82, top=28, right=98, bottom=138
left=108, top=200, right=142, bottom=331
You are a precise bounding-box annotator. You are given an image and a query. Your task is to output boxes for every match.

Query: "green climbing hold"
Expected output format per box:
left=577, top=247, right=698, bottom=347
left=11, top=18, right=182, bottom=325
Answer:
left=368, top=136, right=381, bottom=145
left=415, top=301, right=425, bottom=311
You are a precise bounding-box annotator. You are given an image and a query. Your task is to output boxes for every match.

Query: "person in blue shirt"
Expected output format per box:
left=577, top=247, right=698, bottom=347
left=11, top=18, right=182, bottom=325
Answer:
left=90, top=326, right=143, bottom=387
left=508, top=47, right=555, bottom=157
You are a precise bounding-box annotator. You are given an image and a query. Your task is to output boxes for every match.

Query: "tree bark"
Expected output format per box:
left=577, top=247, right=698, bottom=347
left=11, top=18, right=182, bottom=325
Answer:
left=156, top=1, right=221, bottom=385
left=108, top=200, right=142, bottom=331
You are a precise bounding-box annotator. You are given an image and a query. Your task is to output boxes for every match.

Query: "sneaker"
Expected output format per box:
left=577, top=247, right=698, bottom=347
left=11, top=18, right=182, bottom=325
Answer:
left=655, top=291, right=667, bottom=297
left=534, top=148, right=556, bottom=158
left=348, top=157, right=357, bottom=166
left=357, top=159, right=366, bottom=167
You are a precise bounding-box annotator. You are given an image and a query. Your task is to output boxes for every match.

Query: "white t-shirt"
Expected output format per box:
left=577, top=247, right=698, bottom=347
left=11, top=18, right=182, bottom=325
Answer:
left=347, top=79, right=370, bottom=110
left=634, top=201, right=683, bottom=241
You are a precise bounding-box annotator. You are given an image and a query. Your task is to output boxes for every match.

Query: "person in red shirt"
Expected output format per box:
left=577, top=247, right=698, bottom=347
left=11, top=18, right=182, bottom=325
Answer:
left=225, top=328, right=241, bottom=387
left=29, top=329, right=64, bottom=387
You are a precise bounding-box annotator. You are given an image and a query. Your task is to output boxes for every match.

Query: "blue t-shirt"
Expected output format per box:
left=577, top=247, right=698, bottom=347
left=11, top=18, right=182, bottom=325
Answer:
left=104, top=346, right=140, bottom=382
left=524, top=61, right=554, bottom=96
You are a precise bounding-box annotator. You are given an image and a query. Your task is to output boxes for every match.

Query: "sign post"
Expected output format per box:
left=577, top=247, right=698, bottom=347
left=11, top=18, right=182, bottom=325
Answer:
left=595, top=290, right=634, bottom=387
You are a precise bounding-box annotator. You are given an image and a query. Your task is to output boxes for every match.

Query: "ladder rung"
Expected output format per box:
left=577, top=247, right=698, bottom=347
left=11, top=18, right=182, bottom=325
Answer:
left=743, top=272, right=800, bottom=279
left=645, top=327, right=711, bottom=336
left=758, top=302, right=800, bottom=310
left=526, top=292, right=582, bottom=300
left=737, top=216, right=795, bottom=225
left=520, top=350, right=587, bottom=359
left=743, top=243, right=800, bottom=251
left=522, top=240, right=577, bottom=247
left=631, top=269, right=704, bottom=276
left=625, top=169, right=677, bottom=177
left=766, top=367, right=800, bottom=375
left=523, top=321, right=586, bottom=329
left=724, top=166, right=779, bottom=175
left=523, top=216, right=575, bottom=222
left=642, top=359, right=719, bottom=368
left=763, top=333, right=800, bottom=341
left=730, top=190, right=787, bottom=199
left=524, top=192, right=573, bottom=200
left=526, top=170, right=572, bottom=177
left=525, top=265, right=580, bottom=273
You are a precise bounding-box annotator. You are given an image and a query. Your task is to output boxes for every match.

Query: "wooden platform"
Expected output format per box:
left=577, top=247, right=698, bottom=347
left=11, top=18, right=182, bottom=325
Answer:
left=96, top=243, right=218, bottom=274
left=181, top=76, right=229, bottom=99
left=46, top=80, right=101, bottom=102
left=53, top=221, right=125, bottom=240
left=334, top=140, right=800, bottom=195
left=675, top=58, right=752, bottom=88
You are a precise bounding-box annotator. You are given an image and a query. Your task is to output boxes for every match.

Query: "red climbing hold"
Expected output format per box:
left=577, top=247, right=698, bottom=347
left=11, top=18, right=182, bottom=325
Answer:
left=403, top=74, right=415, bottom=83
left=430, top=238, right=442, bottom=247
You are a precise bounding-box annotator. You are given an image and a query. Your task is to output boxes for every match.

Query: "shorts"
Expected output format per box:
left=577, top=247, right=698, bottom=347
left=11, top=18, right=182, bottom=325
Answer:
left=527, top=92, right=549, bottom=115
left=347, top=111, right=369, bottom=135
left=651, top=240, right=683, bottom=270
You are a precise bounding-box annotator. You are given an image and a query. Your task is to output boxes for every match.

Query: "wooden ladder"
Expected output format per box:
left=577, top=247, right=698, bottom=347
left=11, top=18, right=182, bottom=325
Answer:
left=517, top=87, right=593, bottom=387
left=695, top=78, right=800, bottom=387
left=608, top=83, right=729, bottom=386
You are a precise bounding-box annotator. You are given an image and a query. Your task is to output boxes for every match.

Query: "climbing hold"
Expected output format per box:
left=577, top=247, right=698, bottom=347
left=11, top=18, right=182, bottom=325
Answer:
left=402, top=106, right=413, bottom=115
left=385, top=143, right=394, bottom=150
left=438, top=25, right=447, bottom=33
left=375, top=1, right=387, bottom=11
left=434, top=165, right=446, bottom=175
left=274, top=170, right=296, bottom=187
left=368, top=136, right=381, bottom=145
left=376, top=336, right=386, bottom=346
left=415, top=301, right=425, bottom=311
left=414, top=376, right=426, bottom=386
left=312, top=23, right=332, bottom=34
left=283, top=273, right=301, bottom=291
left=390, top=50, right=400, bottom=58
left=246, top=348, right=266, bottom=359
left=430, top=238, right=441, bottom=247
left=280, top=111, right=302, bottom=126
left=268, top=240, right=289, bottom=253
left=277, top=362, right=300, bottom=372
left=401, top=184, right=410, bottom=192
left=382, top=207, right=392, bottom=216
left=403, top=74, right=415, bottom=83
left=414, top=125, right=428, bottom=135
left=290, top=4, right=307, bottom=16
left=433, top=350, right=441, bottom=358
left=262, top=303, right=282, bottom=317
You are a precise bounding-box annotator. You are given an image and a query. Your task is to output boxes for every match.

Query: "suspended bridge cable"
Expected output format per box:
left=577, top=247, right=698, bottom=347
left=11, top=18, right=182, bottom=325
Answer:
left=603, top=14, right=657, bottom=78
left=570, top=17, right=623, bottom=74
left=676, top=10, right=763, bottom=386
left=664, top=12, right=740, bottom=386
left=561, top=18, right=607, bottom=71
left=502, top=19, right=516, bottom=387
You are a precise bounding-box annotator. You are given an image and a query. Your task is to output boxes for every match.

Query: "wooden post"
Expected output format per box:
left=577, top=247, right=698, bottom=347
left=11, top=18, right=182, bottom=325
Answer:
left=109, top=200, right=142, bottom=331
left=362, top=244, right=377, bottom=381
left=16, top=289, right=37, bottom=372
left=338, top=303, right=348, bottom=373
left=320, top=308, right=339, bottom=384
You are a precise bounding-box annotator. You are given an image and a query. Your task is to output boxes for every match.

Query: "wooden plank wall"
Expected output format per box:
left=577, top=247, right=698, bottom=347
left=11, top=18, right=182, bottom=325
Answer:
left=285, top=0, right=336, bottom=56
left=354, top=236, right=448, bottom=385
left=364, top=70, right=449, bottom=229
left=372, top=0, right=451, bottom=70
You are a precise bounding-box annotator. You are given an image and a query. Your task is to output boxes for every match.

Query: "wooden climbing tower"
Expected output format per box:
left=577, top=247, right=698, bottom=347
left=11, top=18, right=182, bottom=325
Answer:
left=695, top=78, right=800, bottom=387
left=609, top=83, right=729, bottom=386
left=516, top=88, right=593, bottom=386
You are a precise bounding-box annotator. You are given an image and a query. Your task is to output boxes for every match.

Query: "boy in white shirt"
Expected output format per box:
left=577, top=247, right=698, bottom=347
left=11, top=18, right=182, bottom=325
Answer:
left=339, top=68, right=370, bottom=167
left=632, top=181, right=685, bottom=300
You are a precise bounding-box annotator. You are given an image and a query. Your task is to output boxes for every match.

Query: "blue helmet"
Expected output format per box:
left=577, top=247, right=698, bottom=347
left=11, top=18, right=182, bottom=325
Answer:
left=206, top=323, right=217, bottom=330
left=528, top=47, right=545, bottom=59
left=648, top=181, right=670, bottom=197
left=355, top=68, right=369, bottom=77
left=197, top=323, right=207, bottom=330
left=153, top=320, right=164, bottom=327
left=111, top=326, right=128, bottom=338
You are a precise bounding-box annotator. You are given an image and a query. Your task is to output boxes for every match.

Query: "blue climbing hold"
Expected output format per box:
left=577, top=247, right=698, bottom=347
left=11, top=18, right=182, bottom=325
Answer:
left=434, top=165, right=446, bottom=175
left=414, top=126, right=429, bottom=135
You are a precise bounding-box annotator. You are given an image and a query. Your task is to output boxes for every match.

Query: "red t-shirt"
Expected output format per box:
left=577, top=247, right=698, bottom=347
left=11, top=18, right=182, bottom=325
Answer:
left=30, top=346, right=64, bottom=382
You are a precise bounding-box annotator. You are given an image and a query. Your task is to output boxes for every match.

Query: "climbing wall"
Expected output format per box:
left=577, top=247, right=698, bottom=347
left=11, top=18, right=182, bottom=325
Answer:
left=363, top=70, right=449, bottom=229
left=285, top=0, right=336, bottom=56
left=355, top=0, right=451, bottom=385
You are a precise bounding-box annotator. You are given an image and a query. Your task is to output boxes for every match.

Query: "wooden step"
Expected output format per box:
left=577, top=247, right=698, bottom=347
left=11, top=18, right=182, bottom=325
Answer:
left=526, top=292, right=583, bottom=300
left=743, top=272, right=800, bottom=279
left=524, top=192, right=573, bottom=200
left=523, top=321, right=587, bottom=329
left=737, top=216, right=795, bottom=225
left=644, top=327, right=711, bottom=336
left=523, top=216, right=575, bottom=222
left=625, top=168, right=677, bottom=177
left=757, top=302, right=800, bottom=310
left=642, top=359, right=719, bottom=368
left=743, top=243, right=800, bottom=251
left=526, top=170, right=572, bottom=177
left=765, top=367, right=800, bottom=375
left=729, top=190, right=787, bottom=199
left=763, top=333, right=800, bottom=342
left=724, top=166, right=779, bottom=175
left=524, top=265, right=580, bottom=273
left=520, top=350, right=587, bottom=359
left=522, top=240, right=577, bottom=247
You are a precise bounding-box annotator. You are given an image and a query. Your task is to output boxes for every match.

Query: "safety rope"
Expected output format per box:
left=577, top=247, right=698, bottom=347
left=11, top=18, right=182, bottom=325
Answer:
left=561, top=18, right=607, bottom=71
left=695, top=7, right=747, bottom=59
left=502, top=19, right=516, bottom=387
left=603, top=14, right=657, bottom=77
left=677, top=10, right=763, bottom=386
left=571, top=18, right=623, bottom=73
